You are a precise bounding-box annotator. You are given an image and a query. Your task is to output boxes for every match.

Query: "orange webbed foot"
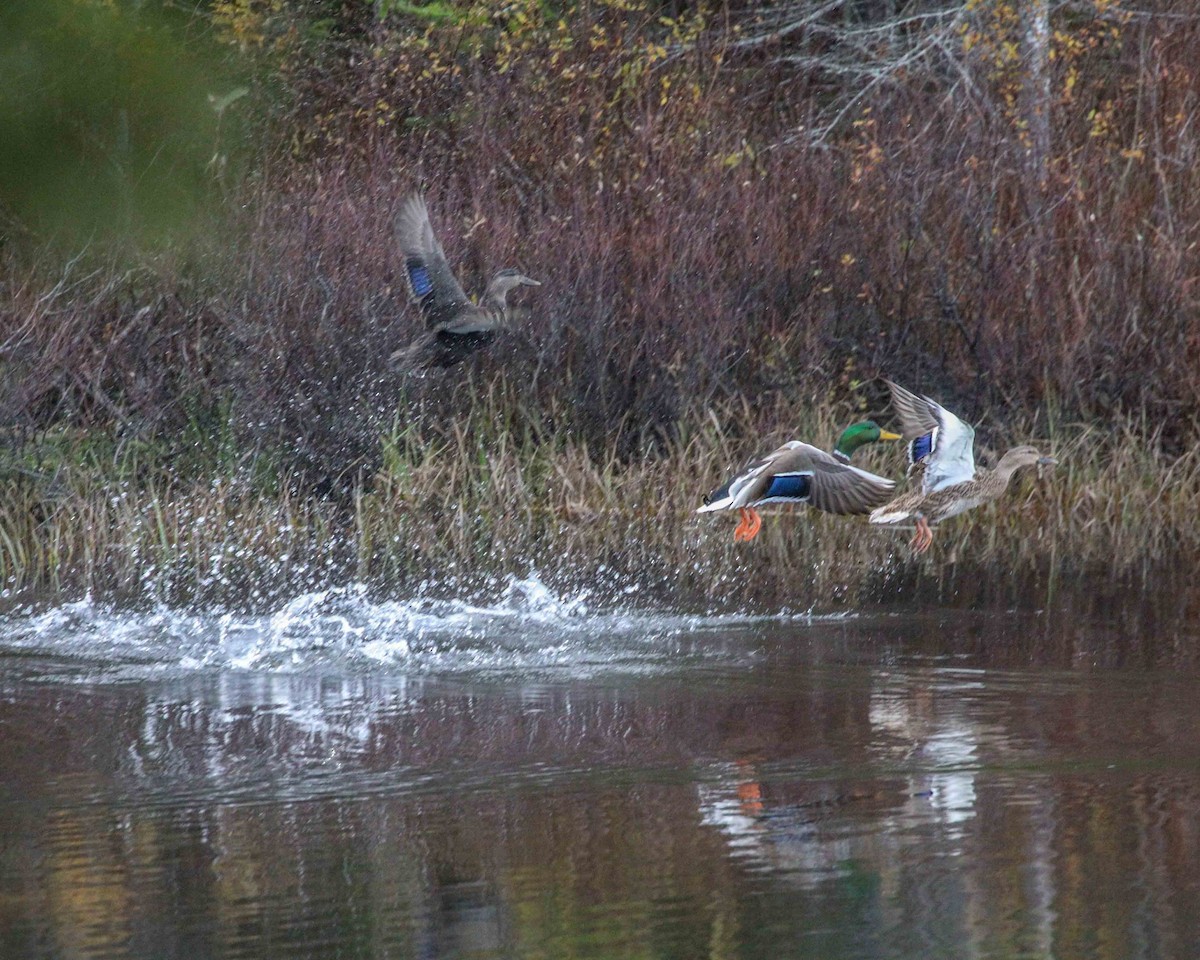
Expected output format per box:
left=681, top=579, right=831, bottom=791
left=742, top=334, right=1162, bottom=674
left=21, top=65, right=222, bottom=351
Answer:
left=733, top=508, right=752, bottom=541
left=910, top=514, right=934, bottom=554
left=733, top=508, right=763, bottom=542
left=745, top=508, right=763, bottom=541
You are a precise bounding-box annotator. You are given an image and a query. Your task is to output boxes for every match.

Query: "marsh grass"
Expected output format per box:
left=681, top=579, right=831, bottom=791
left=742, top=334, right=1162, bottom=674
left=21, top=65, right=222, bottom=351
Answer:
left=0, top=388, right=1193, bottom=611
left=3, top=1, right=1200, bottom=610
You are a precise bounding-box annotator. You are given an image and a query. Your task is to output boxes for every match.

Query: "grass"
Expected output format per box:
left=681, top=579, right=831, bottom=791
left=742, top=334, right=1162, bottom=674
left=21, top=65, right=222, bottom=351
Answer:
left=0, top=388, right=1193, bottom=611
left=3, top=3, right=1199, bottom=610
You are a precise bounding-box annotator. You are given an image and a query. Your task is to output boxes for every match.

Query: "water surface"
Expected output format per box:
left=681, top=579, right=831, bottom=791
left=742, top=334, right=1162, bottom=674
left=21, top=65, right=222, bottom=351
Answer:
left=2, top=574, right=1200, bottom=959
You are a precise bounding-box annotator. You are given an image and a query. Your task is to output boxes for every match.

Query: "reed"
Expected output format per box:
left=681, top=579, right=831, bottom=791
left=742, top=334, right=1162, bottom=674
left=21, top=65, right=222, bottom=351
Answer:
left=3, top=3, right=1198, bottom=608
left=0, top=388, right=1192, bottom=610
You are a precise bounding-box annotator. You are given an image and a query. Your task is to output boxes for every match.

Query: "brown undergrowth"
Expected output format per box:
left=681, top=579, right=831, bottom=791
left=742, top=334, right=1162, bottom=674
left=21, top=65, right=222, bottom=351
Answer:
left=2, top=3, right=1199, bottom=609
left=0, top=388, right=1193, bottom=610
left=4, top=2, right=1200, bottom=484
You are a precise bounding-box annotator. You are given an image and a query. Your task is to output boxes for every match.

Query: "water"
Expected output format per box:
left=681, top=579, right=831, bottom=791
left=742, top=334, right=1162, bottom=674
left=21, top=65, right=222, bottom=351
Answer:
left=2, top=573, right=1200, bottom=959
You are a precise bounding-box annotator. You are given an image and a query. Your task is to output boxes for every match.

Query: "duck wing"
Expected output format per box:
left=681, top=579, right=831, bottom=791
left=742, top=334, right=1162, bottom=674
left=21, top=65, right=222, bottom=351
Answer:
left=700, top=442, right=895, bottom=516
left=885, top=380, right=939, bottom=437
left=884, top=380, right=938, bottom=475
left=775, top=444, right=897, bottom=515
left=920, top=395, right=977, bottom=493
left=395, top=195, right=472, bottom=330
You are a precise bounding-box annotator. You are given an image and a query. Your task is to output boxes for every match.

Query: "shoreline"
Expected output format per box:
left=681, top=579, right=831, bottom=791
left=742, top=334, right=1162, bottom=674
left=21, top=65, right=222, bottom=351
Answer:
left=0, top=399, right=1191, bottom=610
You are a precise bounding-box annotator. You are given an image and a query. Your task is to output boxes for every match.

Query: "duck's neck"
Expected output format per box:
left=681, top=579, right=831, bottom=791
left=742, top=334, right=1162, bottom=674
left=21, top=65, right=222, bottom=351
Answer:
left=980, top=458, right=1027, bottom=495
left=483, top=279, right=511, bottom=309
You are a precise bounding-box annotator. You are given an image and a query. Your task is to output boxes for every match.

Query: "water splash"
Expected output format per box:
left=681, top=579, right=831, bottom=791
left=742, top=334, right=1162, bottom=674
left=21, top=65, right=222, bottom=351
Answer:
left=0, top=573, right=815, bottom=679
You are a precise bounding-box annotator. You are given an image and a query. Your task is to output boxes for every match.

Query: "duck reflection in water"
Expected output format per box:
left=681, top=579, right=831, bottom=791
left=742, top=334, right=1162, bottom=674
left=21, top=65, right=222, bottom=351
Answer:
left=416, top=875, right=505, bottom=960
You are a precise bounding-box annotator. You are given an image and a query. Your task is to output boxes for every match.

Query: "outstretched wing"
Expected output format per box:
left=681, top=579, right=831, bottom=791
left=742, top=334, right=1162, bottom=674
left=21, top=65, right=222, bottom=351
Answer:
left=395, top=194, right=471, bottom=330
left=884, top=380, right=939, bottom=474
left=885, top=380, right=938, bottom=437
left=921, top=396, right=976, bottom=493
left=774, top=444, right=896, bottom=515
left=699, top=442, right=895, bottom=516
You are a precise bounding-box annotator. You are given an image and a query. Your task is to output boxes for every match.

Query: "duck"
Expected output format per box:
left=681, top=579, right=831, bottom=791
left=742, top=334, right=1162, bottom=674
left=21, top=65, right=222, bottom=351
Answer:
left=869, top=381, right=1057, bottom=553
left=390, top=195, right=540, bottom=370
left=698, top=421, right=902, bottom=541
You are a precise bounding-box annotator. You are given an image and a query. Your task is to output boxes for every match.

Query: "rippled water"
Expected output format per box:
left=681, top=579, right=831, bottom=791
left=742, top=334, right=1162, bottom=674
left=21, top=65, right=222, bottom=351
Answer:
left=2, top=573, right=1200, bottom=959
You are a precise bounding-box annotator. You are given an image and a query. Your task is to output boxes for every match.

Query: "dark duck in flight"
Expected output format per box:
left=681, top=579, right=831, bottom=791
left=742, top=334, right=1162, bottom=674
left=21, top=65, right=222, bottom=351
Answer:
left=390, top=195, right=540, bottom=370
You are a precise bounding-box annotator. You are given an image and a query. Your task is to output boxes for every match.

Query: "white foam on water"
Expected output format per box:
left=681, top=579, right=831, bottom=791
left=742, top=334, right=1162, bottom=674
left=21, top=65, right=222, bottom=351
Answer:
left=0, top=573, right=836, bottom=679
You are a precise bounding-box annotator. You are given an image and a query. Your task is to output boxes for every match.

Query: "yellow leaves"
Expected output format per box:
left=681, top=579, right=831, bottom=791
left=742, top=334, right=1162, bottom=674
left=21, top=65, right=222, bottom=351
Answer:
left=644, top=42, right=668, bottom=64
left=211, top=0, right=264, bottom=50
left=1088, top=102, right=1115, bottom=139
left=955, top=0, right=1130, bottom=161
left=211, top=0, right=284, bottom=51
left=292, top=0, right=724, bottom=163
left=718, top=140, right=757, bottom=170
left=374, top=99, right=396, bottom=128
left=849, top=143, right=883, bottom=185
left=1064, top=67, right=1079, bottom=100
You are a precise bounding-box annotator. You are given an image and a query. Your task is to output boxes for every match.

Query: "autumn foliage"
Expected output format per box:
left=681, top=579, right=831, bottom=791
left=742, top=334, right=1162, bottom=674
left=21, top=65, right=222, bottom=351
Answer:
left=3, top=0, right=1200, bottom=482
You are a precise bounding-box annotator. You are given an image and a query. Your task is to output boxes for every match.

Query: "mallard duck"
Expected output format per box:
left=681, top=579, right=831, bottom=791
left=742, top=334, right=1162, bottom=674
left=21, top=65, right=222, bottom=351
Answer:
left=869, top=381, right=1057, bottom=553
left=698, top=421, right=901, bottom=541
left=390, top=195, right=540, bottom=370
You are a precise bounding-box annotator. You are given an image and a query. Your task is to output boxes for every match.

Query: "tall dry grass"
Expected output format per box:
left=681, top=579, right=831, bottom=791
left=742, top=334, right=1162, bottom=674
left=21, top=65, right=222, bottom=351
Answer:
left=1, top=2, right=1198, bottom=606
left=0, top=388, right=1193, bottom=609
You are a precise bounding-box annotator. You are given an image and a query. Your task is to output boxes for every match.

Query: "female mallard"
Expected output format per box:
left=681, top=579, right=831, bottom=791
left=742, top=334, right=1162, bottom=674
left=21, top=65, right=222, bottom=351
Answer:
left=698, top=421, right=901, bottom=541
left=390, top=195, right=540, bottom=370
left=869, top=381, right=1057, bottom=553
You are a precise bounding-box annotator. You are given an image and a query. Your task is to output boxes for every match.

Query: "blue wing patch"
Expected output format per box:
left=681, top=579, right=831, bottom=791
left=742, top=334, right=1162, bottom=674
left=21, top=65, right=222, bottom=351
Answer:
left=406, top=258, right=433, bottom=298
left=762, top=473, right=811, bottom=501
left=910, top=432, right=934, bottom=464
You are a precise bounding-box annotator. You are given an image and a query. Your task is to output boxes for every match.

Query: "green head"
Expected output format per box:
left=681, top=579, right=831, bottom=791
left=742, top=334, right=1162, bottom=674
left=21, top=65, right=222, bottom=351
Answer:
left=833, top=420, right=903, bottom=459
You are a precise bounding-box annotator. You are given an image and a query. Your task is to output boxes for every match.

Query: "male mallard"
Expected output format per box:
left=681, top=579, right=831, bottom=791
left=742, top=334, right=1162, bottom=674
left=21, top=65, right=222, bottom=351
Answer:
left=698, top=421, right=901, bottom=541
left=390, top=195, right=540, bottom=370
left=869, top=381, right=1057, bottom=553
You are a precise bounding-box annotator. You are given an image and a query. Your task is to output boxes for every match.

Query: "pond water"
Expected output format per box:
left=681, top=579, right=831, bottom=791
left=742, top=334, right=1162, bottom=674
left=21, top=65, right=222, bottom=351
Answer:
left=2, top=573, right=1200, bottom=959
